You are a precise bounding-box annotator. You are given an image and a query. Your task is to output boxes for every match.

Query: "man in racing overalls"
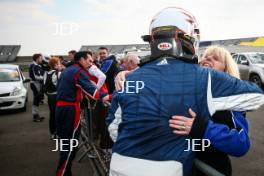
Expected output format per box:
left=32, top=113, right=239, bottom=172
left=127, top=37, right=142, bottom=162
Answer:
left=106, top=7, right=264, bottom=176
left=55, top=51, right=110, bottom=176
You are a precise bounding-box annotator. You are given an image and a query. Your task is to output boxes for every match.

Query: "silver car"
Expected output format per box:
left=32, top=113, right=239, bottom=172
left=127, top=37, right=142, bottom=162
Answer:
left=232, top=52, right=264, bottom=88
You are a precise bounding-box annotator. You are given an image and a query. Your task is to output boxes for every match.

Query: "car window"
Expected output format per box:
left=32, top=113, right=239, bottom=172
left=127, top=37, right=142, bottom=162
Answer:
left=237, top=55, right=248, bottom=64
left=232, top=54, right=238, bottom=62
left=237, top=55, right=242, bottom=64
left=0, top=68, right=20, bottom=82
left=248, top=53, right=264, bottom=64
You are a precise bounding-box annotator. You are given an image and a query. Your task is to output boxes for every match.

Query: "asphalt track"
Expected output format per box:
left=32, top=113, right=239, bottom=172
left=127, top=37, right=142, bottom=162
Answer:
left=0, top=85, right=263, bottom=176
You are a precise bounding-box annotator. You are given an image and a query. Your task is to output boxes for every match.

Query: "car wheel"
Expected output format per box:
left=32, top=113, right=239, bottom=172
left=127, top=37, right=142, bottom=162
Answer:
left=249, top=74, right=263, bottom=88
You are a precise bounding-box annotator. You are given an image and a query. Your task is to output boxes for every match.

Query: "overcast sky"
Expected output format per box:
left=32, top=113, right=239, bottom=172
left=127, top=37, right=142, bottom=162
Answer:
left=0, top=0, right=263, bottom=56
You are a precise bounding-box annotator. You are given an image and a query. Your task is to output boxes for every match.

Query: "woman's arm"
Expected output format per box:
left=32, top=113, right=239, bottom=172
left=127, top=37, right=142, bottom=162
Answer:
left=204, top=111, right=250, bottom=157
left=169, top=110, right=250, bottom=157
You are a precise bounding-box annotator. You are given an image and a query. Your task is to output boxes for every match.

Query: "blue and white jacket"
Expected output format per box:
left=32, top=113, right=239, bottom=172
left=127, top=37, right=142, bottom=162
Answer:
left=100, top=55, right=119, bottom=94
left=29, top=61, right=44, bottom=83
left=106, top=57, right=264, bottom=176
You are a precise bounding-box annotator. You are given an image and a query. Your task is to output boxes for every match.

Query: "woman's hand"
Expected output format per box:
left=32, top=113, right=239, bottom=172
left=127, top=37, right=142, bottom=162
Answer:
left=169, top=108, right=196, bottom=135
left=115, top=70, right=130, bottom=91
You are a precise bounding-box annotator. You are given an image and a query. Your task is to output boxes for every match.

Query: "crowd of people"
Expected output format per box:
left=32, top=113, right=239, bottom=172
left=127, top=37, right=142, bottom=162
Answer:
left=27, top=6, right=264, bottom=176
left=28, top=47, right=139, bottom=176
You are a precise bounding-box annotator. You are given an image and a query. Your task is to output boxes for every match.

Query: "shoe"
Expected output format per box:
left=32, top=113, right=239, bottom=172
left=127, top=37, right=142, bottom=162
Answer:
left=39, top=116, right=45, bottom=120
left=33, top=118, right=43, bottom=122
left=33, top=114, right=44, bottom=122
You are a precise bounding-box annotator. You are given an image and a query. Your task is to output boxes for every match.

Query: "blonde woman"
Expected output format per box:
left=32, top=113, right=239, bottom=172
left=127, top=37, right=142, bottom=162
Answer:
left=199, top=46, right=240, bottom=78
left=169, top=46, right=248, bottom=176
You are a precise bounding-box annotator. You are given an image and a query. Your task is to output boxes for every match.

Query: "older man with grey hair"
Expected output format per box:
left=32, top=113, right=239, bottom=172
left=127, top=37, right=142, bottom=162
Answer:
left=121, top=54, right=140, bottom=71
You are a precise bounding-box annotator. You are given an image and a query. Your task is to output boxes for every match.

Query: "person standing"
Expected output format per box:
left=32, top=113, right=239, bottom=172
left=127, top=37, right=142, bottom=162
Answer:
left=121, top=54, right=140, bottom=71
left=29, top=53, right=45, bottom=122
left=55, top=51, right=110, bottom=176
left=44, top=57, right=62, bottom=139
left=169, top=46, right=250, bottom=176
left=98, top=47, right=119, bottom=94
left=94, top=47, right=119, bottom=153
left=65, top=50, right=76, bottom=68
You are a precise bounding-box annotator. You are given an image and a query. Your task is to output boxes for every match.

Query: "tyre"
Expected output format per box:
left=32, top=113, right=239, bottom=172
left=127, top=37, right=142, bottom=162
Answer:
left=249, top=74, right=263, bottom=88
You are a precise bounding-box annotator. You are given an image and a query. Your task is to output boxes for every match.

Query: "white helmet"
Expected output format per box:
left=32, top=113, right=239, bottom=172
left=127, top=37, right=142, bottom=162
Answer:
left=143, top=7, right=200, bottom=60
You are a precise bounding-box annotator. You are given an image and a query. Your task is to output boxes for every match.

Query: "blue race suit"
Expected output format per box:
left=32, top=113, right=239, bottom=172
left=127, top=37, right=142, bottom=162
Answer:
left=106, top=57, right=264, bottom=176
left=56, top=64, right=106, bottom=176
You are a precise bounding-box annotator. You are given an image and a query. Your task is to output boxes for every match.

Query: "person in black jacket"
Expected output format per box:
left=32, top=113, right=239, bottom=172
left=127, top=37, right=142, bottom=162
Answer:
left=169, top=46, right=250, bottom=176
left=96, top=47, right=119, bottom=154
left=43, top=57, right=62, bottom=139
left=29, top=54, right=45, bottom=122
left=99, top=47, right=119, bottom=94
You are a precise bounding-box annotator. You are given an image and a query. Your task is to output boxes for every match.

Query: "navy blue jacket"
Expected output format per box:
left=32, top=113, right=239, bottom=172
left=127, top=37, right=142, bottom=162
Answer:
left=29, top=61, right=44, bottom=82
left=100, top=55, right=119, bottom=94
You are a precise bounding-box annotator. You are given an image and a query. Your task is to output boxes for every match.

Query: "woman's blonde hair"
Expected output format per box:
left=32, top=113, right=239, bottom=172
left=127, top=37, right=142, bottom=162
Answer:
left=48, top=56, right=60, bottom=69
left=202, top=46, right=240, bottom=79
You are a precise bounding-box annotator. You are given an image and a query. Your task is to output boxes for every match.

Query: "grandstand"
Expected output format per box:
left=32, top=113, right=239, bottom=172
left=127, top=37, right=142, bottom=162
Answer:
left=80, top=44, right=150, bottom=54
left=0, top=45, right=21, bottom=62
left=80, top=37, right=264, bottom=56
left=199, top=37, right=264, bottom=54
left=202, top=37, right=258, bottom=46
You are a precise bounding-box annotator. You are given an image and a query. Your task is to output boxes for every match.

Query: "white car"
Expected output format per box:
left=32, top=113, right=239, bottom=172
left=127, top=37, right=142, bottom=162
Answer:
left=0, top=64, right=30, bottom=111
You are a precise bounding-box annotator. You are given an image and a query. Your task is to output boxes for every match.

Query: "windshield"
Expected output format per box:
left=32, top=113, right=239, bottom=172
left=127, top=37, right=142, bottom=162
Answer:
left=248, top=53, right=264, bottom=64
left=0, top=68, right=20, bottom=82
